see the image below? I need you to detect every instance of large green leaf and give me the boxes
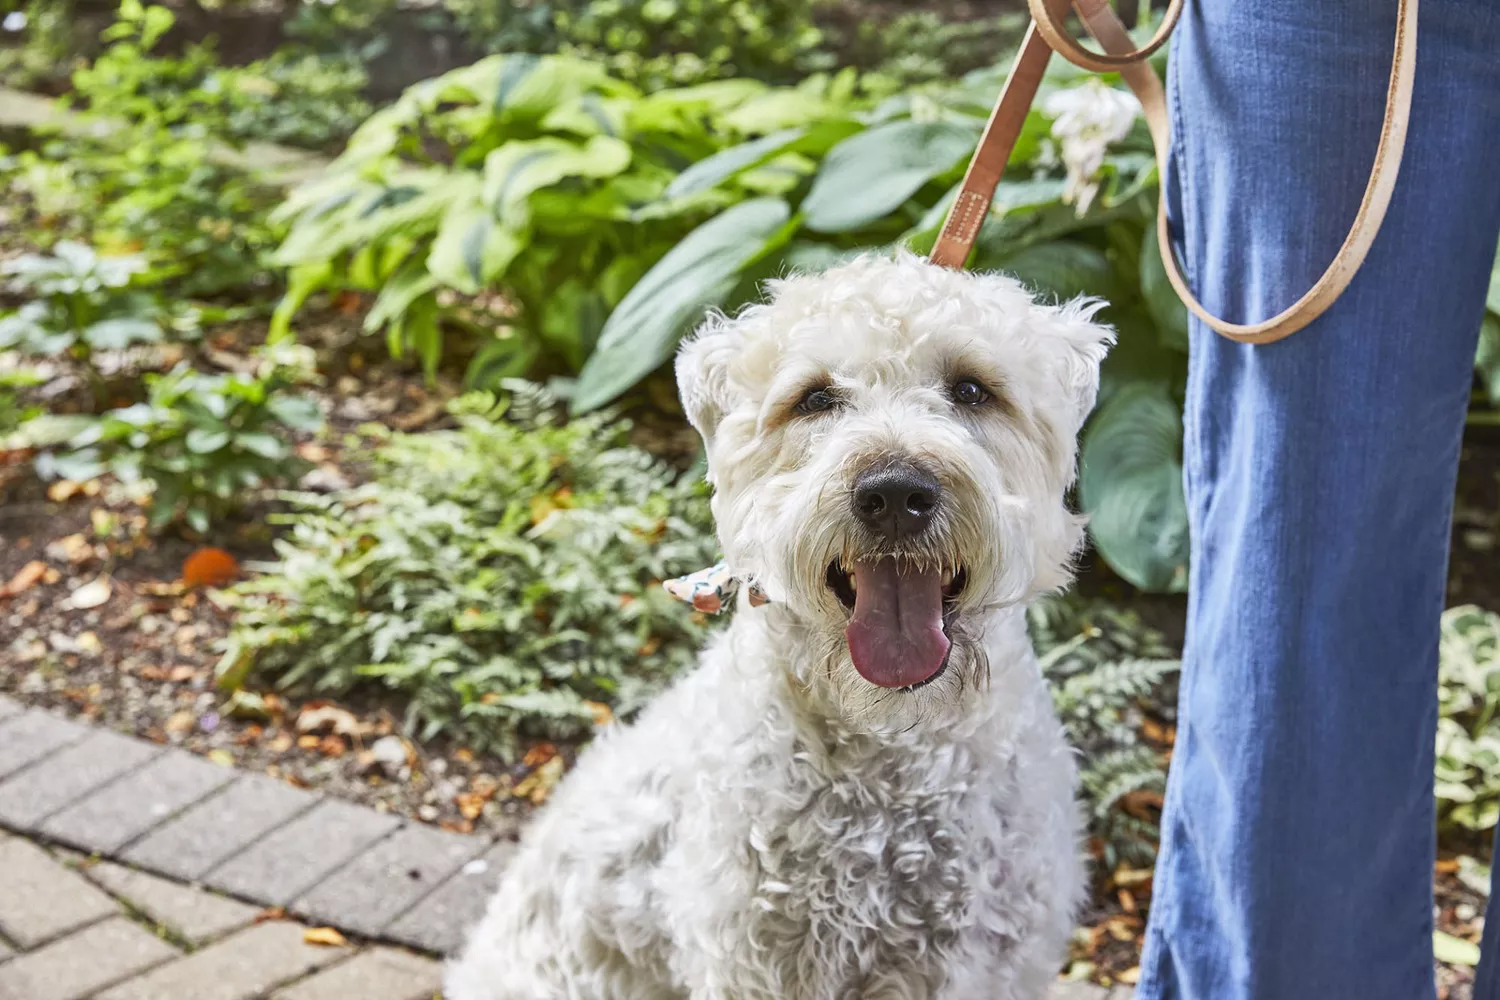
[481,137,632,229]
[666,120,862,200]
[1080,383,1189,593]
[802,121,977,234]
[427,200,527,295]
[667,128,807,200]
[1435,931,1481,967]
[572,197,794,413]
[1141,224,1190,351]
[988,241,1116,302]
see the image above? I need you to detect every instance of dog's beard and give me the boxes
[784,614,990,736]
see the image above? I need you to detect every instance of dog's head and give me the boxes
[676,253,1112,729]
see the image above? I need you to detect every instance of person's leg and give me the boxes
[1137,3,1500,999]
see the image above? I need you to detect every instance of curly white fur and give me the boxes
[446,253,1114,1000]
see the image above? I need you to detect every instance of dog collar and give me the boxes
[663,562,769,614]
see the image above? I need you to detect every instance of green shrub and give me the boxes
[1436,604,1500,834]
[1,2,309,298]
[0,241,168,406]
[40,344,324,531]
[220,50,371,152]
[221,382,720,755]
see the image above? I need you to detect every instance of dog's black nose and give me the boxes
[852,462,942,541]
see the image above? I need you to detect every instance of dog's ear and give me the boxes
[1033,298,1115,433]
[675,316,741,443]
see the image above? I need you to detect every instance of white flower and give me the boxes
[3,12,27,31]
[1041,80,1141,215]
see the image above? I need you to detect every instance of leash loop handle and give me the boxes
[934,0,1419,346]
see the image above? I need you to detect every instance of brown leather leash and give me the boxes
[930,0,1419,345]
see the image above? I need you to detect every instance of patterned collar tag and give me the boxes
[663,561,769,615]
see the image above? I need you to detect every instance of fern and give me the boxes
[224,381,721,757]
[1031,594,1179,869]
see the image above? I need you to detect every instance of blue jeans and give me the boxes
[1137,2,1500,999]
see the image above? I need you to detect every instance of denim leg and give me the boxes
[1136,3,1500,999]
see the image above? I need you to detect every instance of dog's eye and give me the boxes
[951,379,991,406]
[797,387,839,415]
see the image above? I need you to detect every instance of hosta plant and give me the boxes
[221,382,720,756]
[268,52,865,386]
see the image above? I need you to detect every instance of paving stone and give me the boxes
[0,729,159,832]
[0,709,88,783]
[207,798,402,907]
[0,916,178,1000]
[123,773,319,882]
[0,937,11,962]
[274,947,443,1000]
[293,824,489,937]
[85,860,260,946]
[97,919,350,1000]
[42,749,237,853]
[0,836,118,948]
[1049,982,1114,1000]
[0,696,21,721]
[384,839,515,955]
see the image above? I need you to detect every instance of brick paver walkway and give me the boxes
[0,694,1125,1000]
[0,832,442,1000]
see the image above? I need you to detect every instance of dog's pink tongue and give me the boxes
[845,558,950,689]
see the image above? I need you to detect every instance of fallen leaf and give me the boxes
[296,443,330,462]
[46,479,93,502]
[303,926,348,947]
[456,792,487,821]
[90,508,118,537]
[521,743,558,769]
[47,534,95,565]
[583,701,613,727]
[317,735,347,758]
[1104,916,1138,942]
[1141,718,1175,744]
[1121,789,1165,821]
[169,665,197,683]
[0,561,47,599]
[296,702,364,738]
[1112,864,1154,888]
[1118,888,1137,914]
[165,711,195,735]
[65,576,112,610]
[208,749,235,767]
[253,907,288,924]
[74,632,102,655]
[512,754,565,805]
[1435,930,1481,966]
[182,547,240,588]
[297,734,322,750]
[1118,966,1141,985]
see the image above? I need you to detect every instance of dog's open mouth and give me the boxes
[827,559,967,691]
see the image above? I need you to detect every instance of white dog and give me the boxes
[446,253,1112,1000]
